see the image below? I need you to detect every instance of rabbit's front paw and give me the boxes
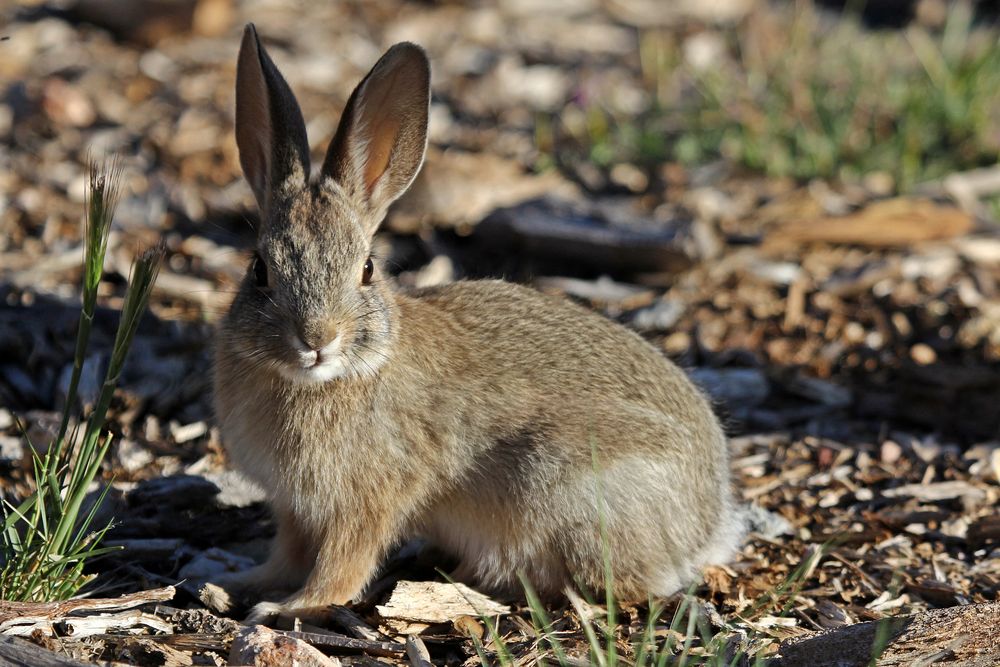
[200,582,238,614]
[245,601,286,626]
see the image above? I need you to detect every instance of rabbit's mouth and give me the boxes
[277,332,349,384]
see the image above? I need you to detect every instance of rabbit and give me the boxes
[203,23,743,624]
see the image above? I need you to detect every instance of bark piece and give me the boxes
[376,581,510,625]
[276,629,403,658]
[767,198,973,248]
[112,636,194,667]
[0,635,91,666]
[0,586,175,636]
[324,606,388,642]
[882,480,987,503]
[4,610,172,638]
[774,602,1000,666]
[388,148,578,233]
[405,635,433,667]
[469,198,697,276]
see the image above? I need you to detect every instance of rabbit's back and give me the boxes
[393,280,740,598]
[398,279,720,450]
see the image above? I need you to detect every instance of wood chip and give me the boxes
[0,586,175,636]
[882,481,987,503]
[405,635,433,667]
[277,629,404,658]
[376,581,510,625]
[767,198,973,248]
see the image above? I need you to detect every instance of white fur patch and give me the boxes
[279,334,349,384]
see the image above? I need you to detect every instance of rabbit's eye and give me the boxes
[252,253,269,288]
[361,257,374,285]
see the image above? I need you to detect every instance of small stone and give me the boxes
[881,440,903,465]
[862,171,895,196]
[683,31,727,71]
[170,421,208,444]
[910,343,937,365]
[41,79,96,128]
[117,439,154,473]
[663,331,691,355]
[609,163,648,192]
[0,435,24,461]
[844,322,866,344]
[749,261,803,286]
[229,625,339,667]
[631,299,683,332]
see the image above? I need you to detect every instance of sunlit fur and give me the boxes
[207,27,743,623]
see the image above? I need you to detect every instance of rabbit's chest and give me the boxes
[222,386,390,495]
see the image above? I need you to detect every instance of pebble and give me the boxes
[170,420,209,444]
[631,299,684,332]
[880,440,904,465]
[0,435,24,461]
[116,439,155,473]
[230,625,340,667]
[910,343,937,365]
[609,163,648,192]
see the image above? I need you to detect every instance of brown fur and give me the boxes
[205,24,742,623]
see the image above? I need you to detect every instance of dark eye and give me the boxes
[252,253,269,288]
[361,257,374,285]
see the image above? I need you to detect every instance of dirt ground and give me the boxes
[1,1,998,665]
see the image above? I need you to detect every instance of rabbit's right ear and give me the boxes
[235,23,311,213]
[320,43,430,229]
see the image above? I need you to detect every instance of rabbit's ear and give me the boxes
[236,23,311,213]
[321,42,430,227]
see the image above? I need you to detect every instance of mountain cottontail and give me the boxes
[205,24,742,623]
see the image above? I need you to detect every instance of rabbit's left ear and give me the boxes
[320,42,430,227]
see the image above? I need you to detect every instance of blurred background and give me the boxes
[3,0,1000,452]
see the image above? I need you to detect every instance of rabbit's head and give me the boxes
[222,24,429,384]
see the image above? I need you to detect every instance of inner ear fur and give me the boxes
[321,42,430,219]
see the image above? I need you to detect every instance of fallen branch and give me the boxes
[278,628,406,658]
[0,586,175,636]
[0,635,91,666]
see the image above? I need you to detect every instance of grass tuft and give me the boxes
[545,2,1000,192]
[0,159,163,602]
[469,540,827,667]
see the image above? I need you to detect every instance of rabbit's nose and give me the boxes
[296,328,342,359]
[299,321,340,352]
